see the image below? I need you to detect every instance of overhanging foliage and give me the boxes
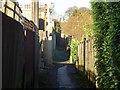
[91,1,120,88]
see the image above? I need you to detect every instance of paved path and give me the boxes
[50,63,80,89]
[49,48,80,89]
[53,47,69,62]
[38,47,81,89]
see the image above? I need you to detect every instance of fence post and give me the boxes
[13,2,16,19]
[83,38,86,72]
[4,1,7,14]
[81,42,83,68]
[76,45,79,68]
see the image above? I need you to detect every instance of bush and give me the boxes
[70,39,79,63]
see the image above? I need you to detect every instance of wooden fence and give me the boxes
[75,36,97,86]
[2,0,22,22]
[2,12,25,88]
[2,0,40,88]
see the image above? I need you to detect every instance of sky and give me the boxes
[17,0,91,15]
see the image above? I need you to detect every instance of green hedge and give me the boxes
[91,2,120,89]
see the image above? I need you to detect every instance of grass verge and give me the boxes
[72,70,96,88]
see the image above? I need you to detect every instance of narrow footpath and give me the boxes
[38,47,80,89]
[49,63,80,89]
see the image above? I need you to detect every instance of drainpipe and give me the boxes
[31,0,39,88]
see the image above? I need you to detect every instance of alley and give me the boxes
[2,0,120,89]
[39,47,80,89]
[1,1,96,88]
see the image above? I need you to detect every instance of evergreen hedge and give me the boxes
[91,1,120,88]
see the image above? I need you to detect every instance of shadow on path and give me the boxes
[49,63,80,89]
[38,47,81,89]
[53,47,69,62]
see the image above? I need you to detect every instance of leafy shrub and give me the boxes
[70,39,79,63]
[91,2,120,89]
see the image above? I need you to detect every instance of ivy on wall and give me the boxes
[91,1,120,88]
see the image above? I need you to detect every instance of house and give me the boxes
[20,3,32,20]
